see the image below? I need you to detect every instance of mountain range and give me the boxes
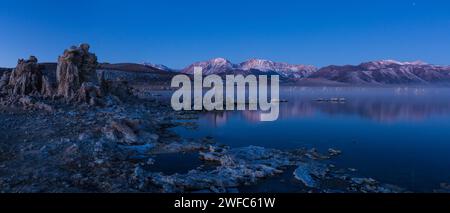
[310,60,450,85]
[180,58,317,79]
[167,58,449,85]
[2,58,450,86]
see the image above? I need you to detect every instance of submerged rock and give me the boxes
[293,164,316,188]
[144,144,406,193]
[200,145,291,167]
[150,163,282,193]
[155,141,208,154]
[348,178,405,193]
[293,162,329,188]
[149,146,291,192]
[304,148,331,160]
[328,148,342,156]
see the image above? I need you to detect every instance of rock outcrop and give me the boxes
[56,44,103,104]
[0,43,135,108]
[1,56,52,96]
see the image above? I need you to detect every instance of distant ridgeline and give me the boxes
[179,58,450,85]
[97,63,175,84]
[2,55,450,86]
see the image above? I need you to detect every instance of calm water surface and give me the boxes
[172,87,450,192]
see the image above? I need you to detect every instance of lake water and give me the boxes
[174,87,450,192]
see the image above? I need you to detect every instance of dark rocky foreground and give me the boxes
[0,44,413,193]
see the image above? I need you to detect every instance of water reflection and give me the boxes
[202,87,450,124]
[173,87,450,192]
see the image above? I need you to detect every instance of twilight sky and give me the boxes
[0,0,449,68]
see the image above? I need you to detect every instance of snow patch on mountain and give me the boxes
[143,62,174,72]
[240,59,317,78]
[311,60,450,84]
[182,58,237,75]
[182,58,316,78]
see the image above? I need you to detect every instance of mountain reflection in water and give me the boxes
[174,87,450,192]
[202,87,450,124]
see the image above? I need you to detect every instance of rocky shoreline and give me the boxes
[0,44,408,193]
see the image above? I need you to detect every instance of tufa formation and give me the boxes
[56,43,103,104]
[0,43,130,107]
[0,56,53,97]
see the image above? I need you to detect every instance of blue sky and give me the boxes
[0,0,449,68]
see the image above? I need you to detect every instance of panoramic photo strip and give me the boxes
[0,0,450,211]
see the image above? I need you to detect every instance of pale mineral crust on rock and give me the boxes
[293,161,329,188]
